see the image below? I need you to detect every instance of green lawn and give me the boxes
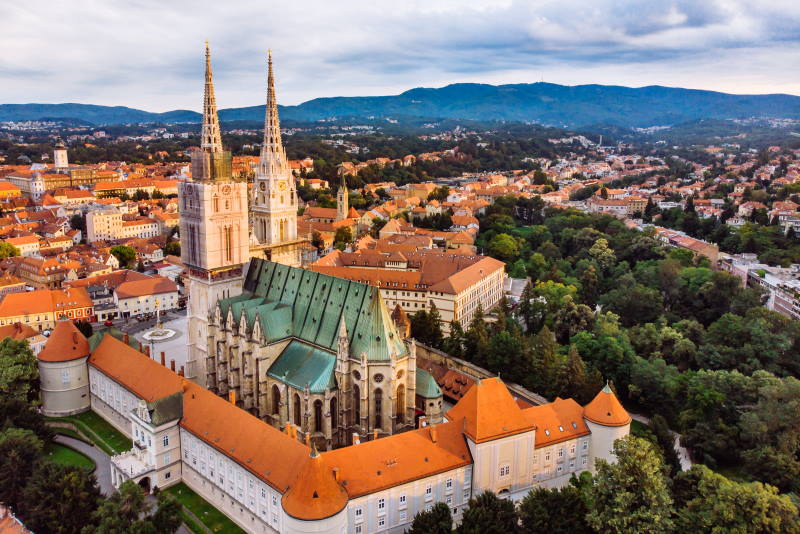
[44,442,95,470]
[47,410,132,455]
[164,483,245,534]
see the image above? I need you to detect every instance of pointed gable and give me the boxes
[445,377,534,443]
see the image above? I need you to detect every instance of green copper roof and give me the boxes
[88,328,141,353]
[416,368,442,399]
[267,340,336,393]
[147,391,183,426]
[228,258,407,362]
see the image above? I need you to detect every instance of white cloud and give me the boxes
[1,0,799,111]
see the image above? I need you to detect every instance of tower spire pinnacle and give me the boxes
[259,49,289,175]
[201,41,223,153]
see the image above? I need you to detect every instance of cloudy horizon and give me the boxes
[3,0,800,112]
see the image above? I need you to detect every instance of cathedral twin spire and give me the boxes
[201,41,223,153]
[258,50,291,179]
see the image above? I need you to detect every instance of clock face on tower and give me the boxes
[221,185,231,195]
[278,181,288,191]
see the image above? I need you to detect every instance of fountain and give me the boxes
[141,300,177,342]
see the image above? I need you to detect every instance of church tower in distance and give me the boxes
[336,173,349,222]
[179,42,249,386]
[251,51,301,266]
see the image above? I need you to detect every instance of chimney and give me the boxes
[373,429,378,441]
[352,432,361,445]
[228,390,235,404]
[170,360,175,371]
[284,425,291,436]
[333,467,340,482]
[179,365,184,377]
[160,352,166,366]
[418,416,427,428]
[292,425,298,439]
[304,432,310,446]
[430,426,438,443]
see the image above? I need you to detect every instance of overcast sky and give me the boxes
[3,0,800,112]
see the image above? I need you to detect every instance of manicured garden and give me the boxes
[47,410,132,455]
[44,442,95,470]
[163,483,246,534]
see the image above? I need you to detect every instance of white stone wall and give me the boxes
[346,465,471,534]
[116,291,179,317]
[180,428,282,534]
[88,366,141,437]
[39,357,90,416]
[585,420,630,469]
[531,436,591,486]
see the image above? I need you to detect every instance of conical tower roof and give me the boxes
[38,318,89,363]
[583,383,631,427]
[282,445,348,520]
[200,41,223,153]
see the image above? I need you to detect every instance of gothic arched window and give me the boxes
[272,385,281,416]
[293,393,301,426]
[374,388,383,429]
[353,385,360,427]
[314,400,323,433]
[330,397,337,430]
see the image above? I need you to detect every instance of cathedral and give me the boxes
[179,45,440,450]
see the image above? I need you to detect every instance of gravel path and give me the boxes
[631,413,693,470]
[54,434,114,495]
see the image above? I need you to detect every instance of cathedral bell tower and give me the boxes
[179,42,249,387]
[251,51,300,266]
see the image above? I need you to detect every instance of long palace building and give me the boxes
[34,44,631,534]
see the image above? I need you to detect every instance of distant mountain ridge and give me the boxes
[3,83,799,128]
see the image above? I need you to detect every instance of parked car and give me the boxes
[104,320,114,327]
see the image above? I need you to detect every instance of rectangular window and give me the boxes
[162,435,169,447]
[61,369,70,384]
[499,465,510,477]
[355,507,363,518]
[163,452,171,464]
[399,494,406,508]
[399,510,407,521]
[445,478,453,490]
[355,526,362,534]
[378,498,385,510]
[425,485,433,501]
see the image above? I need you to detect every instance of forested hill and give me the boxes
[3,83,800,127]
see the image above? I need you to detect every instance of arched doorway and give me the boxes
[293,393,301,426]
[138,477,151,494]
[396,384,405,424]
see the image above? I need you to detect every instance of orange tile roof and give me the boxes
[582,384,631,427]
[323,420,472,499]
[281,448,348,520]
[88,335,183,402]
[522,398,591,447]
[0,289,55,317]
[0,322,39,341]
[115,276,178,299]
[180,382,310,493]
[38,319,89,362]
[445,377,534,443]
